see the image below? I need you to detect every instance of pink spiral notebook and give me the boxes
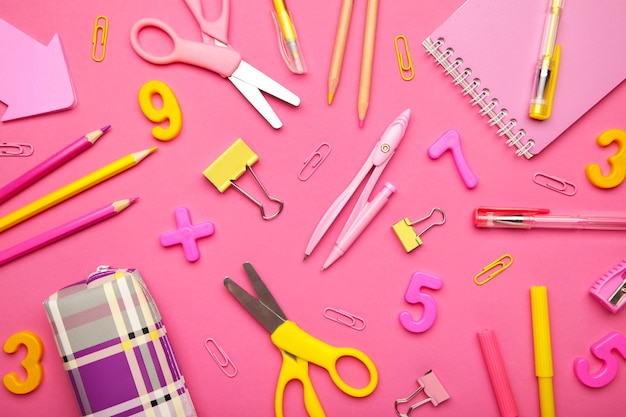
[422,0,626,158]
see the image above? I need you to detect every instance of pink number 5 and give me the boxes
[399,271,443,333]
[573,331,626,388]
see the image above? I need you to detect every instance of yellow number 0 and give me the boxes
[585,129,626,189]
[138,80,182,141]
[3,331,44,395]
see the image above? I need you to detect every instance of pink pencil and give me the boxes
[0,125,110,204]
[0,198,136,267]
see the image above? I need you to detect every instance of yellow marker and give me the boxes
[272,0,307,74]
[529,0,563,120]
[0,147,157,233]
[530,286,556,417]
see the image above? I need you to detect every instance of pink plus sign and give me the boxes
[160,207,215,262]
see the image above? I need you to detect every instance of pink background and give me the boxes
[1,0,625,416]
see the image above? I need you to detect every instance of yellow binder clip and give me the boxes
[392,208,446,252]
[92,15,108,62]
[474,254,513,285]
[203,138,283,220]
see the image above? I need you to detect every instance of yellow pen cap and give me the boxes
[530,285,554,377]
[529,44,561,120]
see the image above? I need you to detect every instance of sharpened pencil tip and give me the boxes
[101,125,111,133]
[129,197,139,204]
[359,119,364,128]
[328,93,334,105]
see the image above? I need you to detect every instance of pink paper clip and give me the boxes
[395,370,450,417]
[323,307,366,330]
[205,337,238,378]
[532,172,577,196]
[0,142,34,157]
[590,258,626,313]
[298,142,331,181]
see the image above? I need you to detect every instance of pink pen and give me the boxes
[474,207,626,230]
[0,126,110,204]
[322,182,395,270]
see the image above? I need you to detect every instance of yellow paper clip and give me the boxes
[474,254,513,285]
[202,138,283,220]
[392,208,446,252]
[394,35,414,81]
[92,15,108,62]
[205,338,237,378]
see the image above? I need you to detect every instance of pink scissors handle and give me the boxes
[130,18,241,77]
[183,0,229,44]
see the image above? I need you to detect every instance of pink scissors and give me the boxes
[130,0,300,129]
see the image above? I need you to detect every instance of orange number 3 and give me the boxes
[3,331,44,395]
[585,129,626,189]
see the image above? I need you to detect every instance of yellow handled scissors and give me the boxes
[224,262,378,417]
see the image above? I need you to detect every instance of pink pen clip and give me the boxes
[590,258,626,313]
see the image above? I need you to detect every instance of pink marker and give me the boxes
[428,129,478,189]
[0,125,110,204]
[478,329,518,417]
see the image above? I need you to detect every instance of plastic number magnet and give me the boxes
[160,207,215,262]
[573,331,626,388]
[428,129,478,189]
[3,330,44,395]
[399,271,443,333]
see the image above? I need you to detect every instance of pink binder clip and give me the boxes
[395,370,450,417]
[590,258,626,313]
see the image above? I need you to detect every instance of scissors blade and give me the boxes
[228,76,283,129]
[232,61,301,107]
[224,277,285,334]
[242,262,288,320]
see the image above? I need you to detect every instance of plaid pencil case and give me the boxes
[43,266,197,417]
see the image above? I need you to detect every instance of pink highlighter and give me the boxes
[477,329,518,417]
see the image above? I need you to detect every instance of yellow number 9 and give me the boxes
[138,80,182,141]
[585,129,626,189]
[3,330,44,395]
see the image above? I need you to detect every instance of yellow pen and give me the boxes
[530,286,556,417]
[529,0,563,120]
[272,0,307,74]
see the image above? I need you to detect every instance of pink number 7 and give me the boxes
[573,331,626,388]
[399,271,442,333]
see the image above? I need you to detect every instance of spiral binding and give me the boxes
[422,37,534,159]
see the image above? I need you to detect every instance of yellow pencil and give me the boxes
[0,147,157,233]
